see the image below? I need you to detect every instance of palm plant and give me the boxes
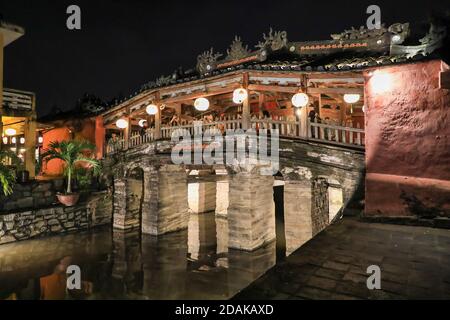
[41,140,101,194]
[0,150,20,196]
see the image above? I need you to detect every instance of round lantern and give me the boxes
[194,97,210,111]
[2,136,8,144]
[138,119,147,127]
[20,137,25,144]
[232,88,248,104]
[5,128,16,136]
[343,94,360,104]
[116,119,128,129]
[291,93,309,108]
[146,104,158,115]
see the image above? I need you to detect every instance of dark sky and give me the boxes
[0,0,448,116]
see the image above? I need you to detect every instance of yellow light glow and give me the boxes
[146,104,158,115]
[194,97,210,111]
[343,94,360,104]
[232,88,248,104]
[116,119,128,129]
[5,128,16,136]
[291,93,309,108]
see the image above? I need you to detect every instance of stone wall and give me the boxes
[0,179,64,212]
[0,191,112,245]
[364,60,450,217]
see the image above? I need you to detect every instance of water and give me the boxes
[0,177,342,300]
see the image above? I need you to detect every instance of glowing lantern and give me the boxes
[343,94,361,104]
[5,128,16,136]
[291,93,309,108]
[2,137,8,144]
[146,104,158,115]
[194,97,210,111]
[38,136,44,144]
[138,119,147,127]
[11,137,17,144]
[20,137,25,144]
[232,88,248,104]
[116,119,128,129]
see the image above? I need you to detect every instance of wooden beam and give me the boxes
[160,84,240,104]
[248,84,298,94]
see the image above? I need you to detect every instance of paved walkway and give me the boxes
[234,218,450,300]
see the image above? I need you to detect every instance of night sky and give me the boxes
[0,0,448,116]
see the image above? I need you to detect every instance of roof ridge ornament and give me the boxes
[256,27,288,51]
[197,47,223,74]
[226,36,250,60]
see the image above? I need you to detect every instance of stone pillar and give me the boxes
[113,177,140,230]
[188,181,217,214]
[215,180,229,216]
[284,179,313,255]
[142,165,188,235]
[311,177,330,236]
[228,172,275,251]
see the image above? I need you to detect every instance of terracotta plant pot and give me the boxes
[57,193,80,207]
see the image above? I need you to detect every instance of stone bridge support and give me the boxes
[142,164,189,235]
[228,169,275,251]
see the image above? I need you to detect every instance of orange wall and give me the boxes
[42,128,71,176]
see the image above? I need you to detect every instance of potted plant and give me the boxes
[41,140,101,206]
[0,150,19,196]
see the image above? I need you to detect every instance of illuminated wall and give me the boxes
[364,60,450,217]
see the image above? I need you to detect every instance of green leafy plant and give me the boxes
[74,166,94,192]
[41,140,101,194]
[0,150,20,196]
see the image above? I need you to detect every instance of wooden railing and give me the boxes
[105,116,364,155]
[2,88,34,111]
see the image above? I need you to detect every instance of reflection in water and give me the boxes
[0,176,342,300]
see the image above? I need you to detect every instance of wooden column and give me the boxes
[0,33,4,150]
[123,114,130,150]
[242,73,250,130]
[24,97,37,178]
[154,92,161,139]
[318,94,323,119]
[258,92,265,117]
[299,105,308,138]
[95,116,106,159]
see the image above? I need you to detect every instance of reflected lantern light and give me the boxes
[291,93,309,108]
[116,119,128,129]
[194,97,210,111]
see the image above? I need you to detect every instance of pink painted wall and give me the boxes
[364,60,450,217]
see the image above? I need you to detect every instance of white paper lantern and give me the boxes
[116,119,128,129]
[291,93,309,108]
[232,88,248,104]
[343,94,360,104]
[138,119,147,127]
[20,137,25,144]
[2,136,8,144]
[146,104,158,115]
[194,97,210,111]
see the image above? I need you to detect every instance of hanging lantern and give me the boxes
[343,94,360,104]
[11,137,17,144]
[2,136,8,144]
[38,136,44,144]
[194,97,210,111]
[20,137,25,144]
[5,128,16,136]
[116,119,128,129]
[291,93,309,108]
[232,88,248,104]
[146,104,158,115]
[138,119,147,127]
